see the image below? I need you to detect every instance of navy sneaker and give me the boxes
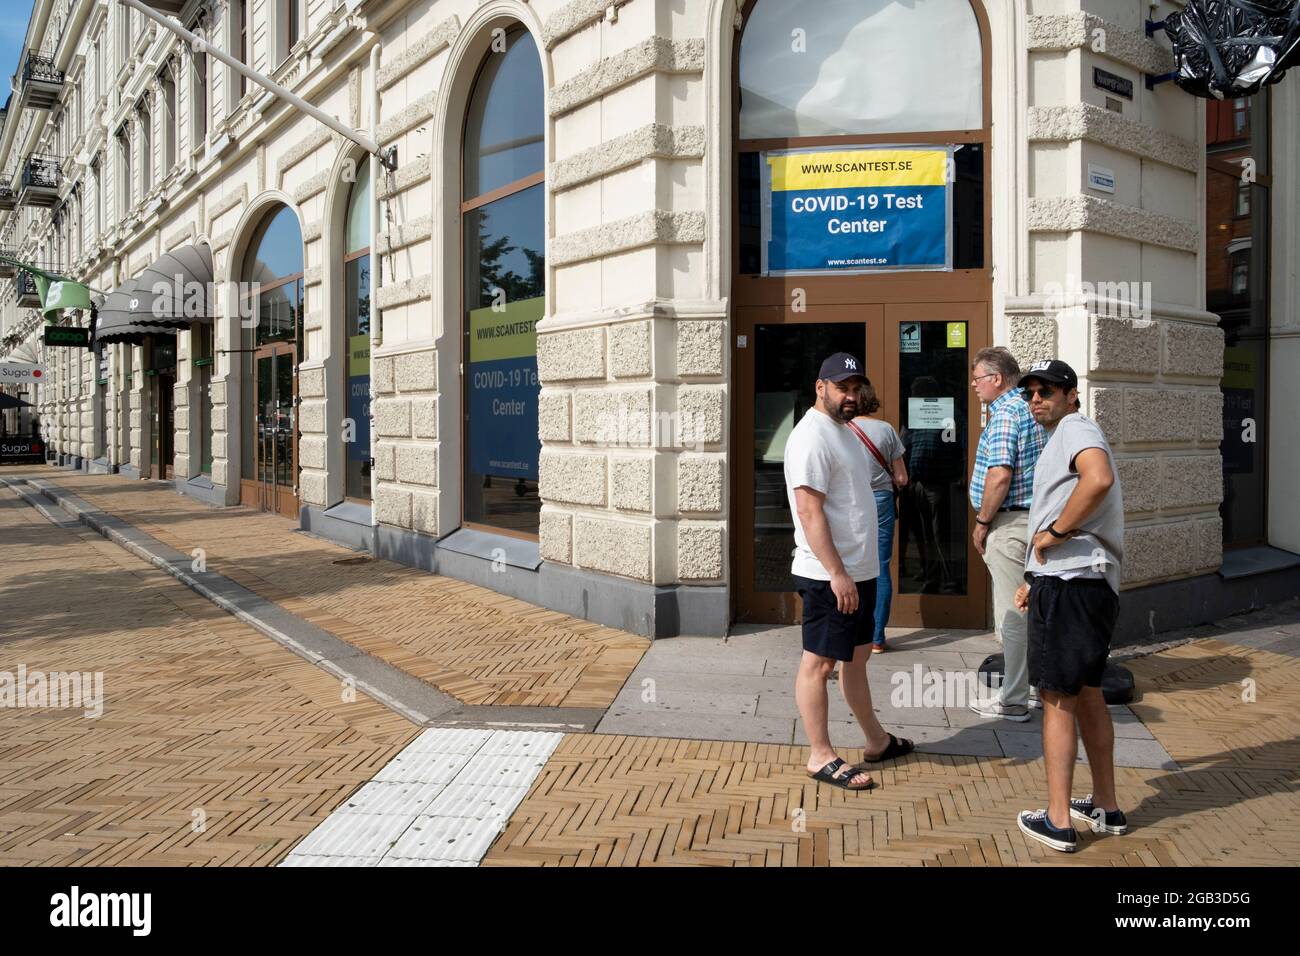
[1017,809,1077,852]
[1069,794,1128,834]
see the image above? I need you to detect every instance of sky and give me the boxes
[1,1,37,102]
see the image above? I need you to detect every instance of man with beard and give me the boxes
[785,353,914,791]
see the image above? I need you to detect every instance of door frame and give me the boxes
[239,341,299,518]
[149,373,174,480]
[728,0,994,629]
[731,304,990,628]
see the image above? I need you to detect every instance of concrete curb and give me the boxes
[2,475,462,727]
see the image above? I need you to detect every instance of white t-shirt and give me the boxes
[783,407,880,582]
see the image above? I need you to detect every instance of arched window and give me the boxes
[461,26,544,536]
[344,163,371,501]
[736,0,987,275]
[240,204,303,491]
[738,0,982,139]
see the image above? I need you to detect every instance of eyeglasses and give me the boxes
[1020,385,1058,401]
[970,372,997,385]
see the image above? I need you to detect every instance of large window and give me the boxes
[137,99,152,194]
[240,206,304,481]
[1207,91,1270,547]
[461,27,545,536]
[189,21,209,149]
[343,163,371,501]
[736,0,987,275]
[116,124,131,214]
[738,0,981,139]
[160,59,177,174]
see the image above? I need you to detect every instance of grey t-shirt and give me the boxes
[852,417,905,493]
[1025,413,1124,592]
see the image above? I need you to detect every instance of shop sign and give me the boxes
[0,362,45,384]
[0,438,44,463]
[467,297,541,481]
[43,326,91,348]
[761,145,952,275]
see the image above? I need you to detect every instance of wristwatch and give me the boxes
[1046,522,1071,539]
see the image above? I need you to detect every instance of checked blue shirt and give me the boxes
[969,388,1046,513]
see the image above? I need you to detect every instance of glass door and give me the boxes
[882,303,988,627]
[733,305,884,623]
[254,343,298,518]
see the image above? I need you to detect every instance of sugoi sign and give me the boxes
[761,145,952,275]
[0,439,44,463]
[0,362,45,384]
[43,326,91,348]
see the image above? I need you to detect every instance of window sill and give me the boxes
[1218,546,1300,580]
[438,527,541,572]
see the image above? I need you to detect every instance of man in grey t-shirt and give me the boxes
[1011,360,1128,853]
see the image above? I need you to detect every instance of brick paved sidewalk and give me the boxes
[6,463,1299,866]
[0,484,418,866]
[8,466,648,710]
[483,611,1300,866]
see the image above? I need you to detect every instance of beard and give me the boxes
[826,395,858,423]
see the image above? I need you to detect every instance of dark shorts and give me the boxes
[1027,575,1120,696]
[794,575,878,662]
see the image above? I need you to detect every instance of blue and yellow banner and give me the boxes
[467,296,542,481]
[762,146,952,274]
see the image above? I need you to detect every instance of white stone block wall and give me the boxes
[535,0,728,588]
[1007,0,1225,588]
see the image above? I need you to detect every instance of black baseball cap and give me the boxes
[1018,359,1078,391]
[818,352,866,382]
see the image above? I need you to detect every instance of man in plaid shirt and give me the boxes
[969,347,1046,721]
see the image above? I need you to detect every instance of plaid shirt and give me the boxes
[969,388,1046,513]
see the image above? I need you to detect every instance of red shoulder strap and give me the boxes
[846,420,891,473]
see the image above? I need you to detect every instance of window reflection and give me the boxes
[463,29,544,199]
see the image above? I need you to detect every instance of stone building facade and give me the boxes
[3,0,1297,639]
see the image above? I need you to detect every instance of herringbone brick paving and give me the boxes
[483,637,1300,866]
[19,468,648,708]
[0,485,419,866]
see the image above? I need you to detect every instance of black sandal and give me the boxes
[807,758,874,791]
[861,733,914,764]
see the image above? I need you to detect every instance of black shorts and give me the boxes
[794,575,878,662]
[1027,575,1120,696]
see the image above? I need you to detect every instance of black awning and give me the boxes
[0,393,34,409]
[93,278,154,345]
[128,244,216,327]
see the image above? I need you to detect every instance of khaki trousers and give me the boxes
[981,510,1030,707]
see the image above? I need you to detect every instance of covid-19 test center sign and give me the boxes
[761,145,952,275]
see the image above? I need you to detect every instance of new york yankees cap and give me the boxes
[818,352,865,382]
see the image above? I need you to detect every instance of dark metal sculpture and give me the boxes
[1163,0,1300,98]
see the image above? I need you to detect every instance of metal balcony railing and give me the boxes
[18,156,61,207]
[17,50,64,112]
[0,248,15,279]
[0,181,14,212]
[16,271,42,308]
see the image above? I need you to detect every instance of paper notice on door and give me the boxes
[908,397,954,430]
[946,322,966,348]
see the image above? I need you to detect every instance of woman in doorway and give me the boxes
[849,381,908,652]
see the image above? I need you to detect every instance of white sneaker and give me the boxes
[969,698,1031,722]
[1028,688,1042,709]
